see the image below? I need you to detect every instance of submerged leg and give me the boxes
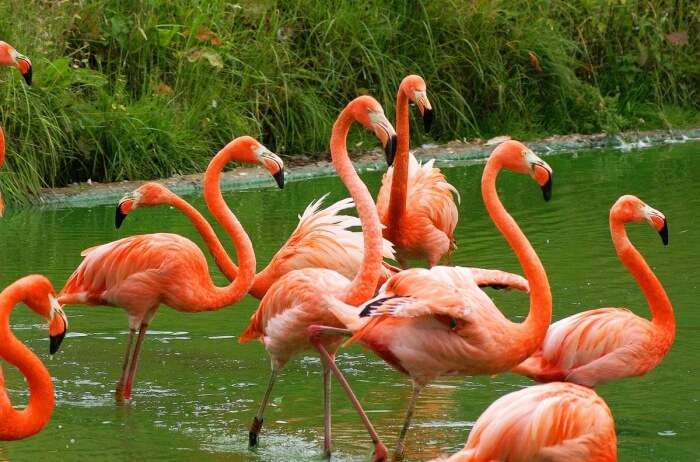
[249,367,279,448]
[323,360,332,459]
[308,325,388,462]
[392,382,423,462]
[115,328,136,402]
[122,322,149,401]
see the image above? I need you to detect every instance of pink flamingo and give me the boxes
[376,75,459,267]
[0,41,32,215]
[0,41,32,85]
[310,140,553,460]
[431,382,617,462]
[0,275,68,440]
[0,127,5,216]
[239,95,396,460]
[513,194,674,387]
[58,136,281,401]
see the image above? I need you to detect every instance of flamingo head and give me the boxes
[0,41,32,86]
[401,75,434,132]
[223,136,285,189]
[17,275,68,354]
[348,95,397,166]
[115,182,175,228]
[611,195,668,245]
[490,140,553,201]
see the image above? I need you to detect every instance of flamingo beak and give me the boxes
[16,55,32,86]
[657,219,668,245]
[415,91,434,132]
[422,107,434,132]
[49,297,68,354]
[540,173,553,202]
[115,195,136,229]
[384,134,397,167]
[369,111,397,166]
[273,170,285,189]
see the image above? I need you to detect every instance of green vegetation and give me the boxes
[1,0,698,203]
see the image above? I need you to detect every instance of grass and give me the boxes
[0,0,698,203]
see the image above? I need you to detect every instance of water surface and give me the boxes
[0,142,698,461]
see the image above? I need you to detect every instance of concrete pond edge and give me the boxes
[35,127,700,210]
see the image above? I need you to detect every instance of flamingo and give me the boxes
[0,41,32,85]
[0,127,5,216]
[513,194,674,387]
[376,75,459,267]
[309,140,554,460]
[0,275,68,440]
[239,95,396,460]
[0,41,32,216]
[431,382,617,462]
[58,136,280,401]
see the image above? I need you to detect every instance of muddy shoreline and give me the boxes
[36,127,700,209]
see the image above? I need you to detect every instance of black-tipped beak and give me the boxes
[50,329,66,354]
[273,170,285,189]
[422,108,434,132]
[541,173,552,202]
[659,220,668,246]
[22,65,32,86]
[385,134,397,167]
[116,202,127,229]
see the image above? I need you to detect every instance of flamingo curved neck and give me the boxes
[199,143,256,307]
[0,289,54,440]
[386,89,410,238]
[481,160,551,350]
[168,195,238,282]
[610,219,675,336]
[332,109,383,305]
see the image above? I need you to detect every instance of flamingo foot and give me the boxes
[372,443,389,462]
[249,416,264,448]
[114,385,131,403]
[321,448,331,460]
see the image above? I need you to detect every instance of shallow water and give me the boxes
[0,142,698,461]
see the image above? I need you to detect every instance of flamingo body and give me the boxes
[241,268,350,367]
[515,308,669,386]
[377,154,459,266]
[434,383,617,462]
[60,233,215,322]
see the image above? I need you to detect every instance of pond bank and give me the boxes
[36,127,700,209]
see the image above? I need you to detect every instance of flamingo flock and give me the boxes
[0,42,679,462]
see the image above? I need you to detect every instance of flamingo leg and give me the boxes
[322,360,332,459]
[308,325,388,462]
[249,367,278,448]
[122,322,149,401]
[392,382,423,462]
[115,328,136,402]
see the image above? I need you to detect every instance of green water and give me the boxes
[1,142,699,461]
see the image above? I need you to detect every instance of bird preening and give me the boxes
[0,40,679,462]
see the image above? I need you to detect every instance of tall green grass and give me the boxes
[0,0,698,203]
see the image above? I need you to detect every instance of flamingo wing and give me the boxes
[59,233,206,307]
[264,195,395,281]
[516,308,657,387]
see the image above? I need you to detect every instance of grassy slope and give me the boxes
[0,0,698,203]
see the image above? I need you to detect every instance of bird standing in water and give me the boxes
[59,137,281,401]
[310,140,554,460]
[513,194,674,387]
[376,75,459,267]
